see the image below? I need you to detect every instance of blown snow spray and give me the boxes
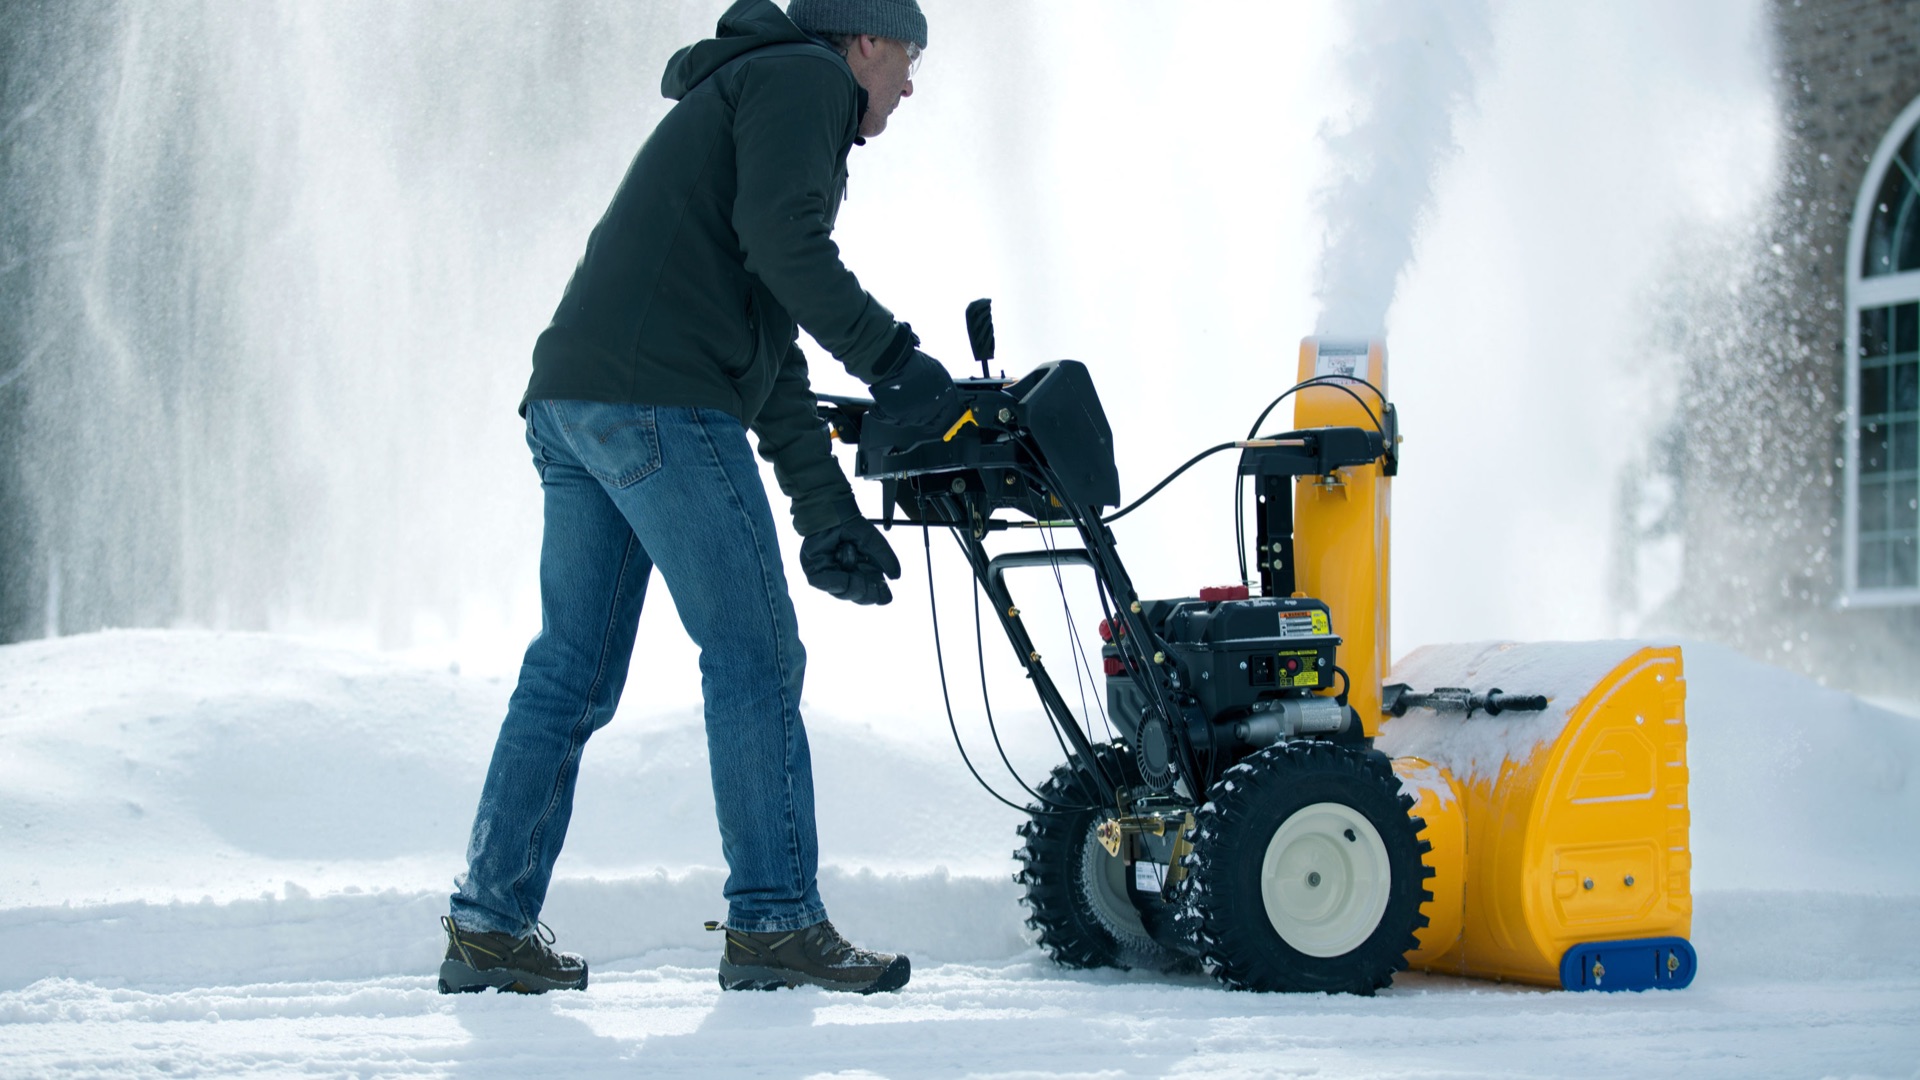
[1313,0,1492,337]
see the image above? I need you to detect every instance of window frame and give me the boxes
[1844,93,1920,607]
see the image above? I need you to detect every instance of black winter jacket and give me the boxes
[524,0,908,535]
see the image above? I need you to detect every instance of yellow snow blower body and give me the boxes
[1291,337,1696,991]
[833,322,1695,994]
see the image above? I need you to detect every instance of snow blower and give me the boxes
[817,307,1697,994]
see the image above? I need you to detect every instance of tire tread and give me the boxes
[1179,741,1429,994]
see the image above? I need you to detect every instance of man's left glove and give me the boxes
[868,325,964,434]
[799,517,901,606]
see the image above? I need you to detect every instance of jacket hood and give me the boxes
[662,0,822,100]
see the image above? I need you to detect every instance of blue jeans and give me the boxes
[450,400,826,936]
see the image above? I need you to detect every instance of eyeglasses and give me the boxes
[902,41,922,78]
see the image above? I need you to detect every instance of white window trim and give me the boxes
[1843,93,1920,608]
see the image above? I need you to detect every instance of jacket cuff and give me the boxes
[866,323,920,385]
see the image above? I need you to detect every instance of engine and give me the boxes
[1103,588,1355,789]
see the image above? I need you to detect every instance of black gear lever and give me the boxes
[965,298,994,378]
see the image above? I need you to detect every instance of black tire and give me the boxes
[1013,744,1190,972]
[1180,741,1431,994]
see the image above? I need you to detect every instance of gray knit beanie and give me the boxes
[788,0,928,49]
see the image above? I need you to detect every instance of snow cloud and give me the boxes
[1313,0,1493,337]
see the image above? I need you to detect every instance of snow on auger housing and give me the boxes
[816,303,1697,994]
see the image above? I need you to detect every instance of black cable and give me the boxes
[967,562,1088,811]
[1246,375,1387,440]
[1069,585,1118,748]
[1041,437,1223,802]
[999,459,1126,803]
[1006,449,1138,795]
[923,523,1081,815]
[1085,495,1220,803]
[1101,441,1241,524]
[1236,374,1389,592]
[949,528,1081,779]
[1235,471,1249,588]
[1040,523,1115,746]
[1022,444,1182,798]
[1082,558,1140,767]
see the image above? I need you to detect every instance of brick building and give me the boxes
[1651,0,1918,695]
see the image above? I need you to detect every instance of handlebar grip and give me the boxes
[1482,689,1549,715]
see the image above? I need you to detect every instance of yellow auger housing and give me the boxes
[1292,338,1696,991]
[1381,642,1694,989]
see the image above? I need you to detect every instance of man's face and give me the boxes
[847,36,917,139]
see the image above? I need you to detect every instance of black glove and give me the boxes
[799,517,901,606]
[868,349,962,432]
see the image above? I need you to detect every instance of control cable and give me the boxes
[1039,523,1119,747]
[924,523,1093,815]
[1237,374,1389,586]
[945,525,1084,790]
[967,551,1087,811]
[1101,441,1241,524]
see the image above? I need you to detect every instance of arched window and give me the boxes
[1847,96,1920,603]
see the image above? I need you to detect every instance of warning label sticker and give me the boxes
[1133,860,1165,893]
[1314,342,1369,378]
[1278,611,1330,637]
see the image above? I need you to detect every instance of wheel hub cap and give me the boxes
[1259,802,1391,957]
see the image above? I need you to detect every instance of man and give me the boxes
[438,0,957,997]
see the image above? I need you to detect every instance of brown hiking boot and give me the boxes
[716,919,911,994]
[438,916,589,994]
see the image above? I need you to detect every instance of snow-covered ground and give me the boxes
[3,630,1918,1078]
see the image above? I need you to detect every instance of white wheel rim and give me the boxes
[1258,801,1392,957]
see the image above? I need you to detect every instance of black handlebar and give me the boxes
[1382,683,1550,718]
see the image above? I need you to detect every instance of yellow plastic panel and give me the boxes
[1380,643,1691,986]
[1292,338,1391,735]
[1392,757,1464,965]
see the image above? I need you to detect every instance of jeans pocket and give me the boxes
[548,400,663,488]
[524,414,550,481]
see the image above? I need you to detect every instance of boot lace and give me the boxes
[443,916,566,967]
[805,921,888,967]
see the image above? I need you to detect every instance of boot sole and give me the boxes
[438,957,589,995]
[717,955,911,995]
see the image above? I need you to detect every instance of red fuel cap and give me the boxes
[1200,584,1249,602]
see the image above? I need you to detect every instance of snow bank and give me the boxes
[0,630,500,907]
[0,630,1033,991]
[0,630,1023,902]
[1681,641,1920,894]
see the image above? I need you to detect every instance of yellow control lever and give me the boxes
[942,409,978,442]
